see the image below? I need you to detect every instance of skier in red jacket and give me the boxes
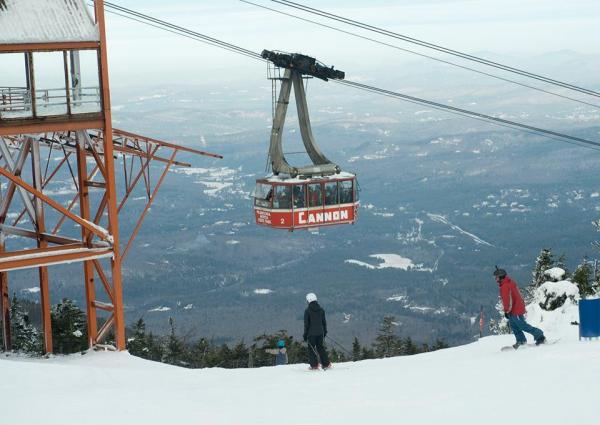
[494,267,546,349]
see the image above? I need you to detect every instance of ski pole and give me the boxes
[326,335,353,357]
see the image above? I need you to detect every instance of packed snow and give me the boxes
[427,213,494,247]
[1,323,597,425]
[253,288,274,295]
[1,278,599,425]
[545,267,567,281]
[345,254,431,272]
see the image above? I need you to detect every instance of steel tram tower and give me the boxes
[0,0,221,353]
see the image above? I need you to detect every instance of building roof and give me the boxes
[0,0,99,44]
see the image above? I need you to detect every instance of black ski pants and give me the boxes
[307,335,330,368]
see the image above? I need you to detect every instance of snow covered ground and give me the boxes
[1,322,599,425]
[2,279,598,425]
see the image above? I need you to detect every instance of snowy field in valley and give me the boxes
[2,314,599,425]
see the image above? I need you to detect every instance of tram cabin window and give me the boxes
[308,183,323,207]
[293,184,306,208]
[253,182,272,208]
[339,180,353,203]
[324,182,338,206]
[274,185,292,209]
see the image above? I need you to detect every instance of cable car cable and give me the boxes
[103,8,263,61]
[100,2,600,151]
[269,0,600,99]
[340,81,600,152]
[239,0,600,110]
[103,1,264,61]
[335,79,600,151]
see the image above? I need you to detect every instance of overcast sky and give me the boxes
[101,0,600,87]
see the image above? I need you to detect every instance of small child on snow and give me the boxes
[265,340,288,366]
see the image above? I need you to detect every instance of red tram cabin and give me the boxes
[253,173,359,231]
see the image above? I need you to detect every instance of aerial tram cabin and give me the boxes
[253,50,359,231]
[254,172,357,230]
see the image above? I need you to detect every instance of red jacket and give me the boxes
[498,276,526,315]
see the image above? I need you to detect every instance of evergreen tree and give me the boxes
[572,258,595,297]
[431,339,449,350]
[9,295,42,354]
[216,344,232,368]
[230,341,249,368]
[593,259,600,295]
[402,336,419,355]
[285,339,306,365]
[489,299,510,335]
[531,248,554,288]
[351,336,361,361]
[187,337,211,368]
[555,254,569,278]
[360,346,375,360]
[145,332,164,362]
[163,317,185,365]
[373,315,401,357]
[127,317,150,357]
[51,298,88,354]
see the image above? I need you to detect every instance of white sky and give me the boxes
[101,0,600,86]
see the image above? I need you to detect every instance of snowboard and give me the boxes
[500,339,559,352]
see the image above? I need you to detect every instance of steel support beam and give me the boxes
[0,246,113,272]
[95,0,126,351]
[0,165,111,242]
[0,137,36,222]
[76,131,98,347]
[0,262,10,351]
[0,118,105,137]
[0,41,99,53]
[31,140,53,353]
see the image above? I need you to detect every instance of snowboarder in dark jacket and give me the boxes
[494,266,546,348]
[303,293,331,369]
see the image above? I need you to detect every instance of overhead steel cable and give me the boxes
[269,0,600,99]
[103,7,264,61]
[337,80,600,151]
[103,1,263,61]
[239,0,600,110]
[100,2,600,151]
[335,79,600,151]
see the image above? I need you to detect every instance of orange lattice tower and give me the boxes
[0,0,221,353]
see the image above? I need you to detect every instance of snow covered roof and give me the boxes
[259,171,356,184]
[0,0,99,44]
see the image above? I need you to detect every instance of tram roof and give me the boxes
[259,171,356,184]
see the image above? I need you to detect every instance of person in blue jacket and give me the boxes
[265,339,288,365]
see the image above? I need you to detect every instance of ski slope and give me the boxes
[2,279,598,425]
[1,326,599,425]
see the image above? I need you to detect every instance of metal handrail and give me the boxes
[0,86,101,118]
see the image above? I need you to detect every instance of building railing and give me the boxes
[0,86,101,120]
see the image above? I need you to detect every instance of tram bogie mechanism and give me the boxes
[253,50,359,231]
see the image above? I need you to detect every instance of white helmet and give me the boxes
[306,293,317,303]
